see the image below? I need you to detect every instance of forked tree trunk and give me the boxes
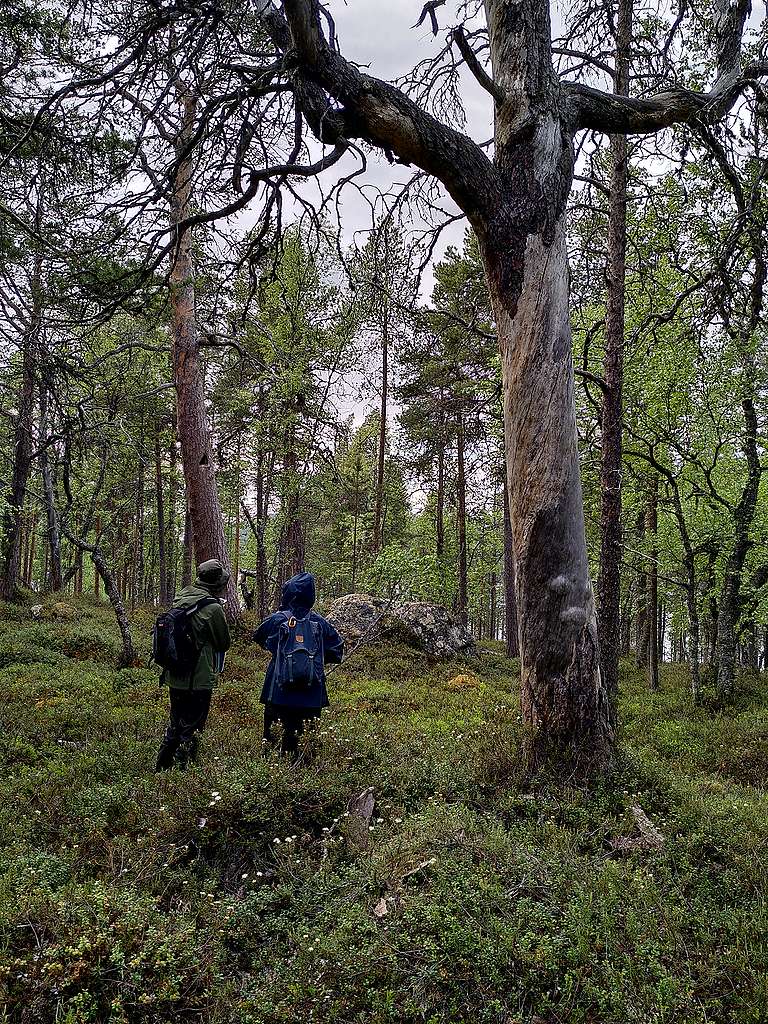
[481,211,612,771]
[169,87,239,619]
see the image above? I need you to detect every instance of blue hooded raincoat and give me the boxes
[253,572,344,708]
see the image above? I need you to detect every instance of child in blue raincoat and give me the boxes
[253,572,344,754]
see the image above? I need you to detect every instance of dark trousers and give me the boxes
[263,702,320,755]
[156,688,212,770]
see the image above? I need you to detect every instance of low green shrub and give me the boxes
[0,601,766,1023]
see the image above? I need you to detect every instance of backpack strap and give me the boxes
[186,596,220,617]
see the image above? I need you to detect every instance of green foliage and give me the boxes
[1,601,766,1023]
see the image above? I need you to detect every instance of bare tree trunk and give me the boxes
[169,86,239,619]
[502,478,519,658]
[489,570,497,641]
[38,374,63,592]
[436,441,445,558]
[482,214,611,770]
[647,473,659,690]
[279,423,305,586]
[132,435,145,610]
[24,512,37,586]
[155,424,169,606]
[166,430,178,600]
[635,506,648,667]
[455,408,468,626]
[181,505,193,589]
[1,255,41,600]
[597,0,632,705]
[255,452,269,620]
[716,393,762,699]
[373,302,388,553]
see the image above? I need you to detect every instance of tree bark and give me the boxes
[181,505,193,589]
[169,86,239,619]
[597,0,632,706]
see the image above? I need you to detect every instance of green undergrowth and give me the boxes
[0,597,766,1023]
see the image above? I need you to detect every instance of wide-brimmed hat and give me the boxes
[196,559,230,590]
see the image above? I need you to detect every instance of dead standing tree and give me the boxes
[261,0,764,771]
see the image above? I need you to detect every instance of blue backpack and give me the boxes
[275,613,320,690]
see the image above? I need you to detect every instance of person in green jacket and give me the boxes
[155,559,232,770]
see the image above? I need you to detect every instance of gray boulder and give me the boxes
[326,593,477,659]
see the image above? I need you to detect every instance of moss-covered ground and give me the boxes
[1,596,766,1023]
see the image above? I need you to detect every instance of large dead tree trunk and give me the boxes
[597,0,632,707]
[276,0,759,773]
[169,87,239,620]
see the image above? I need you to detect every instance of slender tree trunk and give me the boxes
[502,478,519,658]
[133,438,145,610]
[94,516,102,598]
[38,373,63,592]
[155,424,168,606]
[489,571,497,642]
[169,86,239,619]
[0,255,42,600]
[280,422,305,584]
[166,431,178,600]
[373,302,388,553]
[455,408,468,626]
[255,450,269,619]
[181,506,193,589]
[597,0,632,706]
[24,512,37,586]
[635,506,648,666]
[716,392,762,699]
[684,566,701,702]
[436,441,445,558]
[647,474,659,690]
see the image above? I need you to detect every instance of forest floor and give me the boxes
[1,596,766,1024]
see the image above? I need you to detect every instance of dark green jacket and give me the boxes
[162,585,231,691]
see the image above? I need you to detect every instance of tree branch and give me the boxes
[277,0,499,224]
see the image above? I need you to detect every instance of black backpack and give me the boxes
[152,598,218,675]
